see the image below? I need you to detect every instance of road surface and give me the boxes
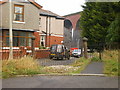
[2,76,118,88]
[2,58,119,88]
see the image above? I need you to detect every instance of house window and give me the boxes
[40,35,45,47]
[3,30,33,47]
[14,5,24,22]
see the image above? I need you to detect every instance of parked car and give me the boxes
[49,44,70,60]
[72,49,81,58]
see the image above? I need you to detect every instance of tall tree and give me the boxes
[80,2,116,47]
[106,2,120,44]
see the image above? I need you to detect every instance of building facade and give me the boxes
[0,0,65,49]
[39,9,64,47]
[0,0,42,48]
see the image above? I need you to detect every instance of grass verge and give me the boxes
[2,57,91,78]
[102,50,119,76]
[2,56,44,78]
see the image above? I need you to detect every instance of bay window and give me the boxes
[3,30,33,47]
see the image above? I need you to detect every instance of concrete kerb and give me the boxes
[16,73,107,77]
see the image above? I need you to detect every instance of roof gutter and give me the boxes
[40,13,56,18]
[1,28,37,32]
[40,14,64,20]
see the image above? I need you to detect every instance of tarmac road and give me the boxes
[2,76,118,88]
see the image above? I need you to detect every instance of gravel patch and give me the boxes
[43,65,80,73]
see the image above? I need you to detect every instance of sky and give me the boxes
[36,0,85,16]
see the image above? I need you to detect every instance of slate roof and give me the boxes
[40,9,64,20]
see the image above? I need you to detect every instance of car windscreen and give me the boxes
[73,49,81,52]
[57,45,63,53]
[51,45,57,52]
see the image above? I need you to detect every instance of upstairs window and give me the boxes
[14,5,24,22]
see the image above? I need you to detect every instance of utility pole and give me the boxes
[45,16,48,47]
[49,17,51,47]
[9,0,13,59]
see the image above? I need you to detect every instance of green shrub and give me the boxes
[91,56,102,62]
[39,46,46,49]
[104,59,118,76]
[103,50,119,76]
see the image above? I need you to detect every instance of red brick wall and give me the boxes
[34,32,40,47]
[1,48,50,60]
[1,32,63,60]
[47,36,64,47]
[34,32,64,48]
[35,49,50,59]
[1,49,22,60]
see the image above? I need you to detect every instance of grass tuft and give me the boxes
[91,56,102,62]
[2,56,43,78]
[103,50,119,76]
[70,57,91,74]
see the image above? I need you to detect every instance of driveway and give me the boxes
[2,76,118,88]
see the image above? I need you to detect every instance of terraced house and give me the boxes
[39,9,64,47]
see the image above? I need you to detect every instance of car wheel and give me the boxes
[49,56,53,59]
[61,57,63,60]
[67,57,70,60]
